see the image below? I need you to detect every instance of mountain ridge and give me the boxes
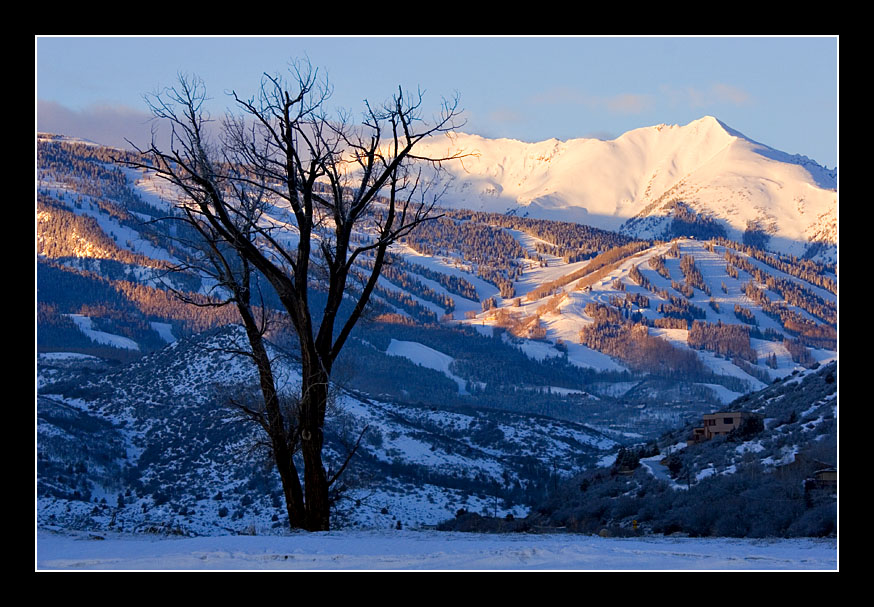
[415,116,836,261]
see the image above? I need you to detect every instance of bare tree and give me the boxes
[126,59,465,531]
[135,165,311,528]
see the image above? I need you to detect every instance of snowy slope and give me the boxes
[414,117,836,260]
[452,237,835,402]
[386,339,470,393]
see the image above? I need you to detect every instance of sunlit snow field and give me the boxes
[36,530,837,571]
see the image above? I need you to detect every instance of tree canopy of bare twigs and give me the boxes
[123,58,466,530]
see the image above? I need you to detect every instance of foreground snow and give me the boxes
[36,529,837,571]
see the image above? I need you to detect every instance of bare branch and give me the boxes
[327,424,370,488]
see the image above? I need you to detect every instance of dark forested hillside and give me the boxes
[517,361,838,538]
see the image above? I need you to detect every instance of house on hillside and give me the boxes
[777,453,837,491]
[776,453,838,502]
[688,411,762,444]
[812,467,837,490]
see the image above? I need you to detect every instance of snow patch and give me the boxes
[67,314,140,351]
[386,339,469,394]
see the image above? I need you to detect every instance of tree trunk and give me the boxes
[299,366,331,531]
[239,310,307,529]
[275,442,307,529]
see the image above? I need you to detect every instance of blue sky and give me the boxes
[36,36,839,169]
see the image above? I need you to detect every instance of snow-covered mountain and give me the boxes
[415,116,837,261]
[36,133,837,414]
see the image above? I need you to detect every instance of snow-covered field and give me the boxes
[36,530,837,571]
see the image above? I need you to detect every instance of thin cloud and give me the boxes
[37,100,156,149]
